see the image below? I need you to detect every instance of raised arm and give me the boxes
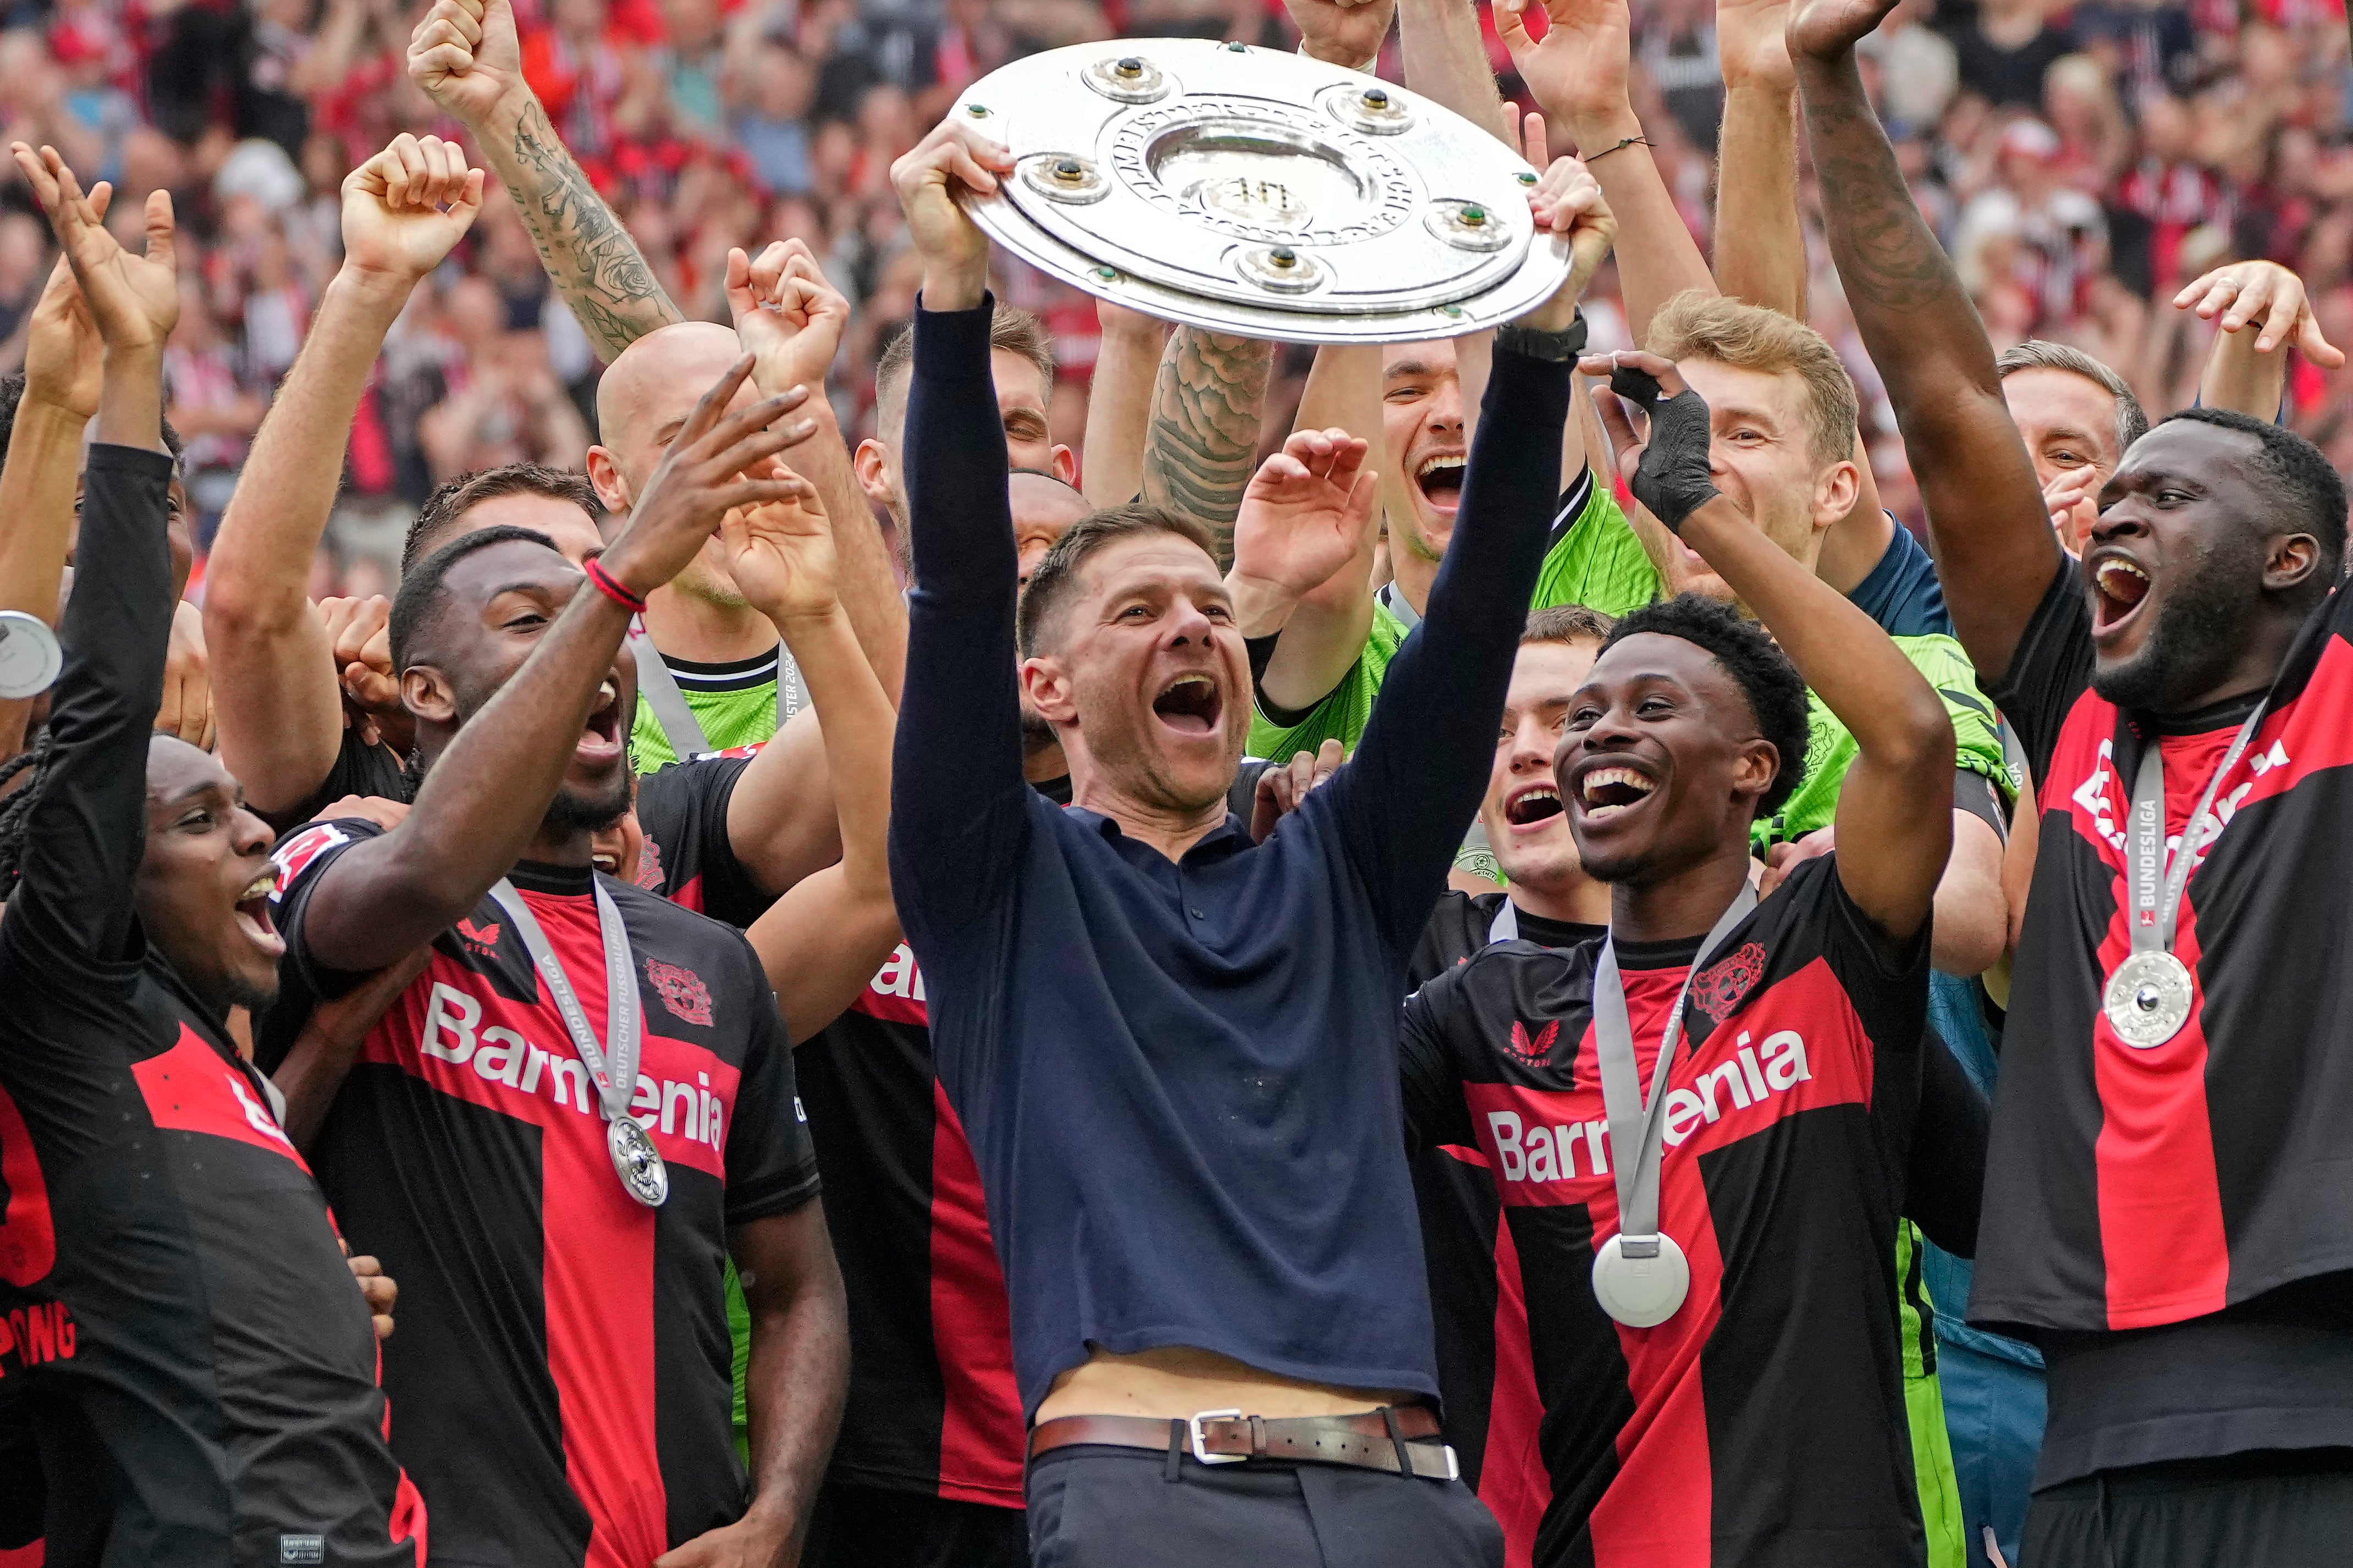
[295,364,815,973]
[1712,0,1804,318]
[1331,162,1611,941]
[1398,0,1505,138]
[0,254,103,763]
[1139,329,1276,571]
[408,0,680,361]
[1080,301,1170,507]
[1790,0,2056,683]
[885,119,1030,910]
[720,470,904,1041]
[1591,350,1951,942]
[1,145,176,963]
[206,135,484,820]
[1499,0,1713,345]
[2176,258,2348,422]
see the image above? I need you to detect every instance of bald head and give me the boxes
[1012,470,1092,583]
[594,321,750,488]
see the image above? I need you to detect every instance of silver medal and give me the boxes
[0,611,63,700]
[1591,1233,1690,1328]
[607,1116,670,1207]
[2102,949,2194,1050]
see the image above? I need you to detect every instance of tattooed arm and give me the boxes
[1139,329,1276,570]
[1790,0,2056,684]
[409,0,681,361]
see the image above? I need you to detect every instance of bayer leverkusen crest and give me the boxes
[647,959,713,1027]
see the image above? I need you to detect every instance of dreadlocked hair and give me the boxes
[0,728,58,897]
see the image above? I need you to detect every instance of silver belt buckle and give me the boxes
[1188,1407,1247,1465]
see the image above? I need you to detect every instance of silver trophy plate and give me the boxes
[955,40,1570,343]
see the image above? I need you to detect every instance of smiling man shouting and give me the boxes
[884,111,1615,1566]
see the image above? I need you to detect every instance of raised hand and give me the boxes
[2042,464,2097,554]
[728,239,850,400]
[1250,739,1347,843]
[20,248,103,421]
[1230,428,1378,600]
[2174,259,2346,366]
[407,0,526,130]
[341,133,487,285]
[1718,0,1796,92]
[1578,349,1724,532]
[10,143,175,352]
[1286,0,1398,67]
[597,357,819,599]
[1495,0,1636,145]
[889,116,1014,311]
[1522,155,1617,329]
[718,459,837,626]
[1786,0,1902,65]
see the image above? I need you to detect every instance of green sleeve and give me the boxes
[1246,601,1408,760]
[1530,475,1666,619]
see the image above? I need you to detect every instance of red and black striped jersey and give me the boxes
[1979,568,2353,1336]
[1398,858,1930,1568]
[796,945,1026,1508]
[256,821,820,1567]
[632,750,774,929]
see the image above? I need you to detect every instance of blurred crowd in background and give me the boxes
[1,0,2346,594]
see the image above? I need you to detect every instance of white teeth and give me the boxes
[598,679,618,704]
[1164,675,1212,695]
[1580,766,1656,804]
[240,871,277,903]
[1416,454,1466,480]
[1519,787,1558,804]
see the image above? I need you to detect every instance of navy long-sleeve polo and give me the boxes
[888,297,1570,1419]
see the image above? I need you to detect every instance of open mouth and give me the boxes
[1413,452,1465,515]
[234,868,285,957]
[1151,673,1224,737]
[1576,764,1658,822]
[1503,781,1564,831]
[578,678,622,758]
[591,849,622,875]
[2090,553,2152,634]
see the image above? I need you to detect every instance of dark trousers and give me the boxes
[2024,1450,2353,1567]
[803,1478,1030,1568]
[1025,1444,1503,1568]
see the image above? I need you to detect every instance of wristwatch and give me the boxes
[1495,312,1589,363]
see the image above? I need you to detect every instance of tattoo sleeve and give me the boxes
[501,99,683,362]
[1139,328,1276,570]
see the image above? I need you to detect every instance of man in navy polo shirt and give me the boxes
[881,113,1618,1566]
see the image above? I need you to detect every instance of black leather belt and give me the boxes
[1027,1405,1458,1480]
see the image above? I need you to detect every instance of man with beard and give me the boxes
[252,360,856,1567]
[886,108,1612,1561]
[1397,345,1954,1567]
[0,142,421,1567]
[1795,0,2353,1560]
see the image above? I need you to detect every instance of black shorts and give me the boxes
[1024,1444,1502,1568]
[803,1478,1028,1568]
[2024,1449,2353,1568]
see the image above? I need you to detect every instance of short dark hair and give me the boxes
[2157,406,2348,584]
[1599,593,1812,816]
[1,371,185,468]
[1523,604,1616,647]
[874,303,1057,442]
[1015,504,1218,657]
[390,523,561,672]
[403,464,602,575]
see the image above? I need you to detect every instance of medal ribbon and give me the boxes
[1590,887,1757,1256]
[2123,704,2267,958]
[488,877,642,1126]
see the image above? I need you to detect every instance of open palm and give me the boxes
[1231,429,1378,599]
[1496,0,1634,136]
[720,461,838,625]
[10,144,174,351]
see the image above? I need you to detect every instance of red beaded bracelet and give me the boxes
[585,558,647,615]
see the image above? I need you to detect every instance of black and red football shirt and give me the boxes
[1398,857,1930,1568]
[1977,563,2353,1478]
[795,945,1026,1508]
[257,822,820,1566]
[1,444,422,1567]
[632,749,774,929]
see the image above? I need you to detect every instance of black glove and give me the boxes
[1609,363,1720,534]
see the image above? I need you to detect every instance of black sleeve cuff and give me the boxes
[912,290,1000,383]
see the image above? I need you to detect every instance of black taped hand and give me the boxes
[1609,363,1720,534]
